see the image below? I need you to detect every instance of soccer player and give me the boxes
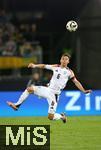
[7,53,91,123]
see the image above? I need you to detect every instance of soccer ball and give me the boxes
[66,20,78,32]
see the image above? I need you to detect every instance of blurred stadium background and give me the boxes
[0,0,101,149]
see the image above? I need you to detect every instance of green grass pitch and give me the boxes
[0,116,101,150]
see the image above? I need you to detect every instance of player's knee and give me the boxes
[27,87,34,93]
[48,114,54,120]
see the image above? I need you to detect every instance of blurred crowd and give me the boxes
[0,9,42,57]
[0,9,51,86]
[27,71,53,87]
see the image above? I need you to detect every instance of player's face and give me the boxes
[60,56,70,67]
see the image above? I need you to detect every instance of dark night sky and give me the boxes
[0,0,89,31]
[0,0,89,16]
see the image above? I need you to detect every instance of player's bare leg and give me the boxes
[48,113,67,123]
[7,86,35,110]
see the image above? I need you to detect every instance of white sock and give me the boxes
[53,113,62,120]
[14,89,29,106]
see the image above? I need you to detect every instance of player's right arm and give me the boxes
[28,63,58,70]
[28,63,45,69]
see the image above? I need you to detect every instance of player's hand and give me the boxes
[28,63,36,68]
[84,89,92,94]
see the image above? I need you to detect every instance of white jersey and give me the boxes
[45,65,74,94]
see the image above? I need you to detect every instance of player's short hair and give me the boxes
[61,53,71,59]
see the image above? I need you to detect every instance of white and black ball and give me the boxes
[66,20,78,32]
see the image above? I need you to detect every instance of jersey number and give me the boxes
[57,74,61,79]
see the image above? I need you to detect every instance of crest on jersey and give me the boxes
[64,71,67,75]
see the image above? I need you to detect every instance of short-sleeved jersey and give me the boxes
[45,65,74,94]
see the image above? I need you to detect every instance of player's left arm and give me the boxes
[70,70,92,94]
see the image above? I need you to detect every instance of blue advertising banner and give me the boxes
[0,90,101,117]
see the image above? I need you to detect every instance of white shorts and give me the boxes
[32,86,59,114]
